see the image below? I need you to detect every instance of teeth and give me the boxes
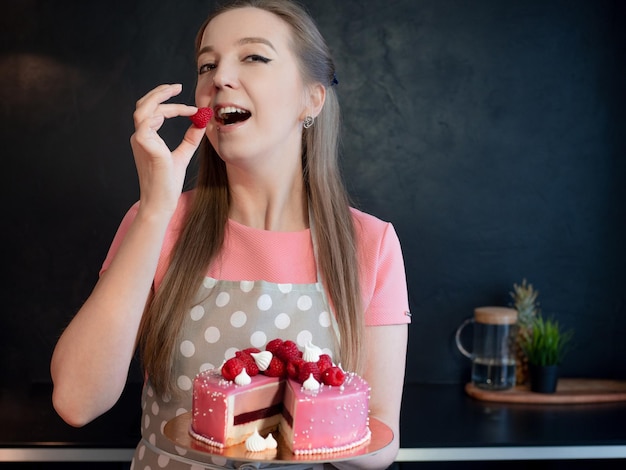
[217,106,248,118]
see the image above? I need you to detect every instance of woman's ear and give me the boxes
[303,82,326,119]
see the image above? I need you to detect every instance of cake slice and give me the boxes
[191,370,284,448]
[281,375,371,455]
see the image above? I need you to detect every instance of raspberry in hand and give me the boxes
[189,107,213,128]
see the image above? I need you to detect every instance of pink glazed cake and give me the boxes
[190,339,371,454]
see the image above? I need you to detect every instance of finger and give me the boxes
[141,115,166,136]
[153,103,198,120]
[134,105,199,133]
[132,104,199,146]
[135,83,182,109]
[130,116,167,154]
[134,84,184,126]
[171,125,206,163]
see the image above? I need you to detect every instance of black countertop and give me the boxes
[1,381,625,462]
[398,382,626,463]
[400,383,626,448]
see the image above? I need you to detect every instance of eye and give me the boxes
[198,62,216,75]
[244,54,271,64]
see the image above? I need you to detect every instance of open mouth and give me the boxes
[216,106,251,126]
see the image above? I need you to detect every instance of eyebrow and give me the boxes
[197,37,277,58]
[237,37,276,51]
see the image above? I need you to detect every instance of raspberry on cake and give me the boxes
[190,339,371,454]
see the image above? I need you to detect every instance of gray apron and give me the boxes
[131,223,340,469]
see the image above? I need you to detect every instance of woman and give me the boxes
[51,1,410,468]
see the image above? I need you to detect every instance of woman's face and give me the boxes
[195,7,309,168]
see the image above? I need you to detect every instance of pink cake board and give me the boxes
[163,412,393,465]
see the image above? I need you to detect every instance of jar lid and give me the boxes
[474,306,518,325]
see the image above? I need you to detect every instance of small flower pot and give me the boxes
[529,364,559,393]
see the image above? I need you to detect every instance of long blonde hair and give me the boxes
[138,0,363,394]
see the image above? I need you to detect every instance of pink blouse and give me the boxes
[101,191,411,326]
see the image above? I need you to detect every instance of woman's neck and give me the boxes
[227,167,308,232]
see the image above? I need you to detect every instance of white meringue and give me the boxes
[302,341,322,362]
[251,350,273,371]
[245,429,267,452]
[303,373,320,391]
[265,432,278,450]
[234,368,251,386]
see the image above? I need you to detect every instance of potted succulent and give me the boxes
[519,314,574,393]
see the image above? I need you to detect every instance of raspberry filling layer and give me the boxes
[233,403,283,426]
[281,406,294,428]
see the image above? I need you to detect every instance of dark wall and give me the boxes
[1,0,624,387]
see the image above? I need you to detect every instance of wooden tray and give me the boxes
[465,379,626,404]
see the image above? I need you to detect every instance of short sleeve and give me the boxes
[351,208,411,326]
[98,193,191,289]
[363,222,411,326]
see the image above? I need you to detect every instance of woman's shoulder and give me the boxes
[100,191,196,277]
[350,206,394,237]
[349,206,402,256]
[349,207,409,324]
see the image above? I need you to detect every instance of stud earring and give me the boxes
[303,115,314,129]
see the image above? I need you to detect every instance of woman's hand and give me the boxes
[130,83,207,216]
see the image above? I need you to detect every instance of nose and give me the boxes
[212,60,237,90]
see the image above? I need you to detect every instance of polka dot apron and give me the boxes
[131,221,340,470]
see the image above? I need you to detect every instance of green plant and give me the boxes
[520,315,574,366]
